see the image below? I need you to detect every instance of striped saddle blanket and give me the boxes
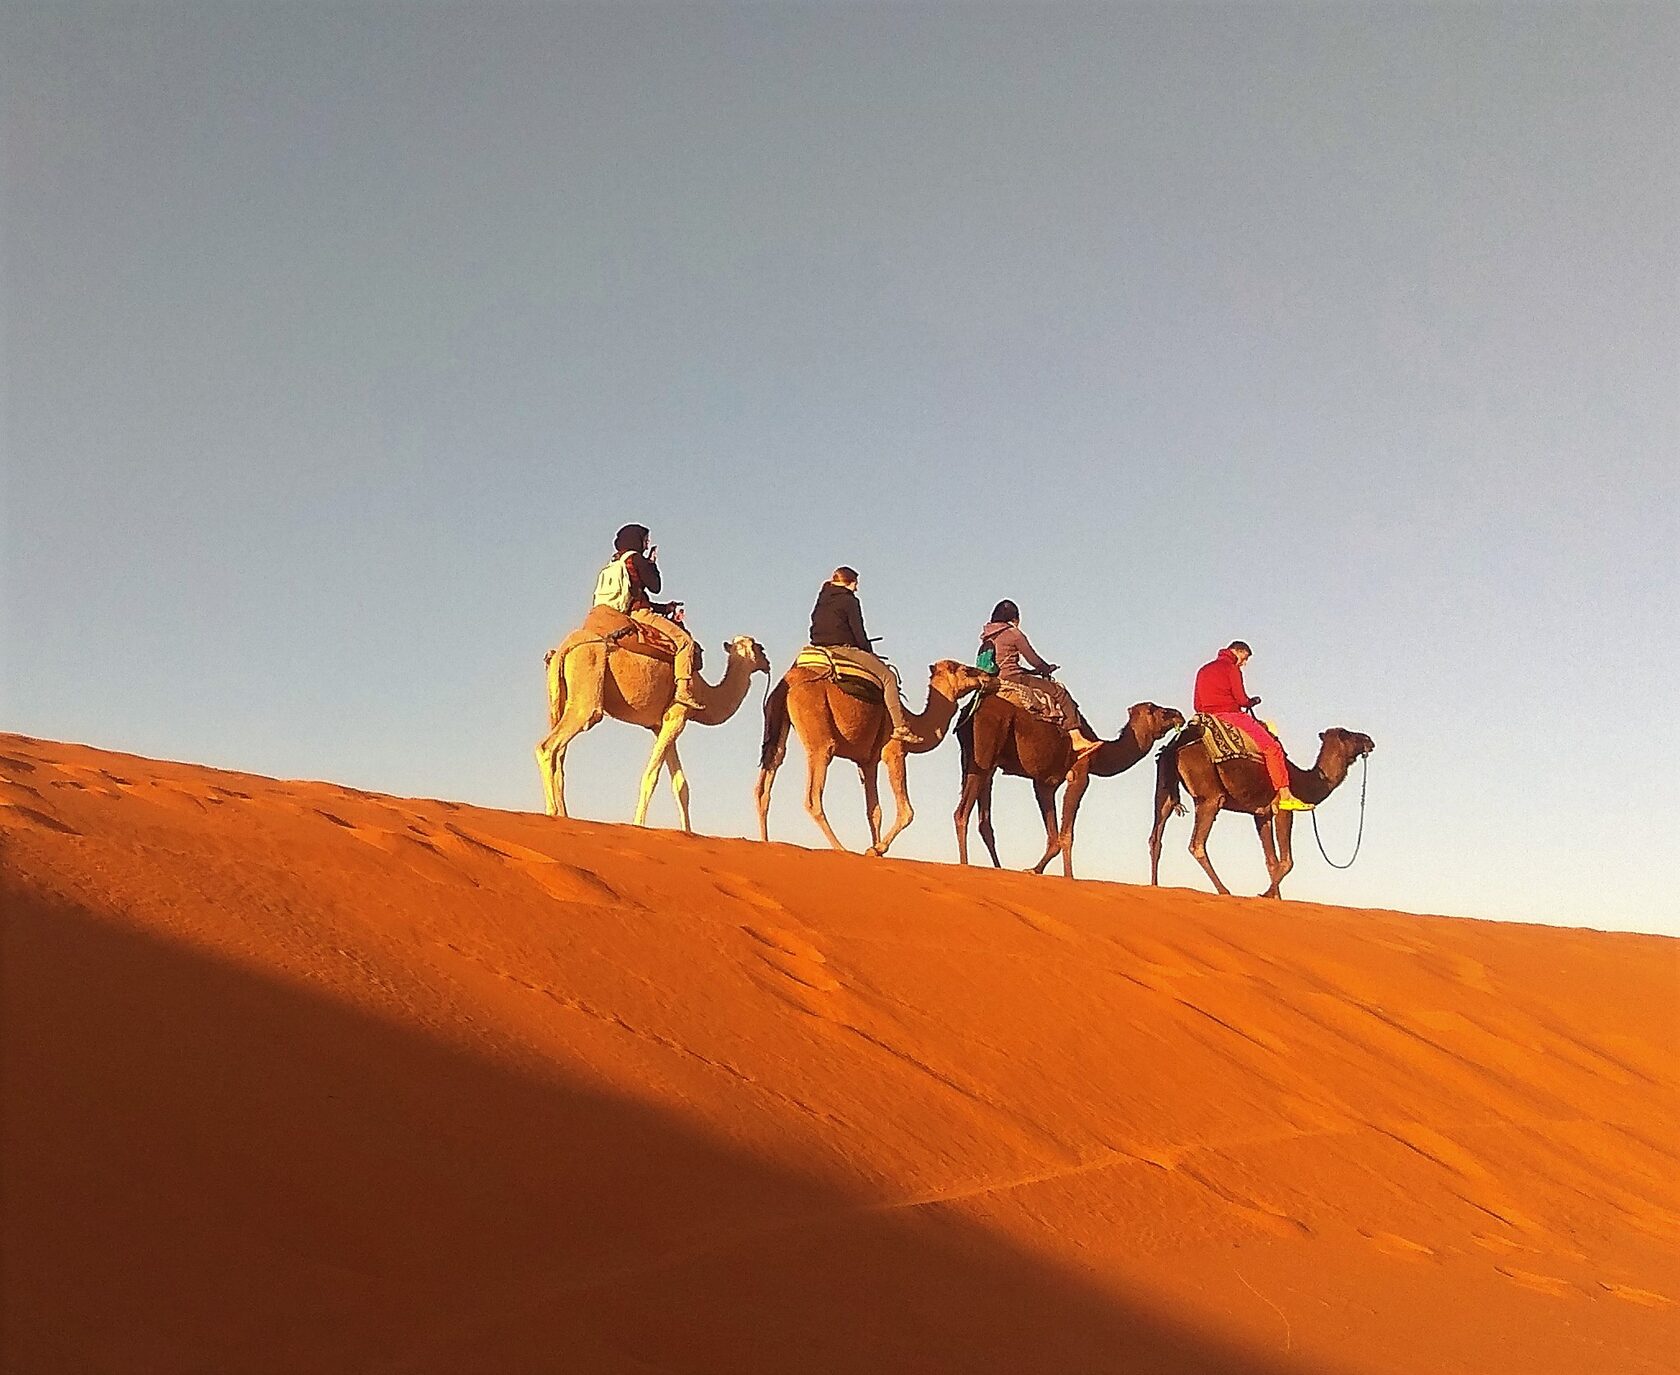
[1192,712,1263,765]
[794,646,891,704]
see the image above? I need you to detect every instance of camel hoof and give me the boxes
[865,846,884,858]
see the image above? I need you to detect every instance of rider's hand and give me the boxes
[1042,663,1059,676]
[1248,696,1262,707]
[648,545,658,562]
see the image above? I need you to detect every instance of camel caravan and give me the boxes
[537,524,1374,899]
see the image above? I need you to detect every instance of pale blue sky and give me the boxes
[3,2,1675,933]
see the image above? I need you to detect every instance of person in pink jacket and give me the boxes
[979,601,1098,752]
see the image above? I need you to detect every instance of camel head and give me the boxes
[930,659,997,699]
[1126,702,1186,743]
[1318,728,1375,766]
[724,636,773,676]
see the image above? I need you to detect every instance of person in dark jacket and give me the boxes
[978,601,1097,750]
[1192,641,1306,810]
[594,523,701,708]
[809,567,916,742]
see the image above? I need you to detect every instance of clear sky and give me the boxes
[3,2,1675,934]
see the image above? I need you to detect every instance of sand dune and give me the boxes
[2,733,1675,1373]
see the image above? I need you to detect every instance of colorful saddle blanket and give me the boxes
[1192,712,1263,765]
[547,612,695,671]
[794,646,889,704]
[613,620,681,660]
[997,678,1073,729]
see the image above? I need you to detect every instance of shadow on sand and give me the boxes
[2,881,1336,1373]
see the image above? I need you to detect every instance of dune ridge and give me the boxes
[2,732,1676,1374]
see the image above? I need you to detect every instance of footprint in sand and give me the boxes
[342,827,475,887]
[709,872,788,913]
[0,802,81,835]
[439,823,627,906]
[1009,904,1079,941]
[1179,1165,1314,1239]
[1598,1282,1675,1308]
[1361,1230,1437,1260]
[1494,1266,1586,1298]
[742,925,844,1006]
[0,754,39,775]
[1471,1232,1527,1254]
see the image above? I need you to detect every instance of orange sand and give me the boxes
[2,733,1676,1373]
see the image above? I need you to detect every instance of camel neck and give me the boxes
[686,654,755,726]
[904,682,960,753]
[1295,744,1352,805]
[1085,717,1150,778]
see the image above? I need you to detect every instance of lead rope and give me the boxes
[1311,754,1368,869]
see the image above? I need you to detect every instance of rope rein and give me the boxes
[1311,754,1368,869]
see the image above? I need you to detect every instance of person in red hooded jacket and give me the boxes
[1193,641,1310,811]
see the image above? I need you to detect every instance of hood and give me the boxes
[816,582,855,607]
[980,621,1013,642]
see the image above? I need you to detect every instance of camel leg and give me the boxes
[860,763,886,856]
[1187,798,1230,895]
[874,743,915,857]
[954,769,984,865]
[1254,812,1285,897]
[977,772,1002,868]
[753,764,778,842]
[1149,774,1187,885]
[635,708,688,827]
[803,744,847,852]
[534,705,600,818]
[1030,779,1063,874]
[1263,811,1296,898]
[753,715,790,843]
[1278,810,1297,891]
[666,740,692,835]
[1056,766,1092,879]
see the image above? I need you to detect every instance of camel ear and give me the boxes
[1319,730,1328,740]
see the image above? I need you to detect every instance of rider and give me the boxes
[596,523,702,709]
[809,566,917,744]
[979,601,1098,752]
[1192,640,1309,811]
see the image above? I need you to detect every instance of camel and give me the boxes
[955,698,1185,878]
[1149,725,1374,898]
[755,659,995,857]
[535,629,770,829]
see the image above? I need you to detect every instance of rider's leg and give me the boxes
[827,647,916,742]
[1225,713,1305,809]
[632,610,702,707]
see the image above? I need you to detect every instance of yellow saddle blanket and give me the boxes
[794,646,889,703]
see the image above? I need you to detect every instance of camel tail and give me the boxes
[545,647,567,730]
[760,678,791,770]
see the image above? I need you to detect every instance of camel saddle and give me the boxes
[793,646,888,705]
[1189,712,1263,765]
[996,678,1073,730]
[547,609,701,671]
